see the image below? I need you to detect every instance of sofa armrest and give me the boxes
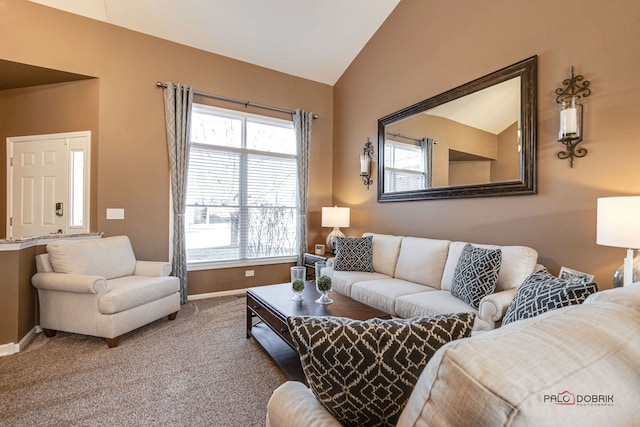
[31,272,108,294]
[266,382,341,427]
[478,287,518,323]
[134,260,172,277]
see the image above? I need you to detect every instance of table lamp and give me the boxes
[596,196,640,286]
[322,206,350,253]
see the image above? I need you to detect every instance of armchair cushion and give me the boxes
[46,236,137,279]
[287,313,475,427]
[99,275,180,314]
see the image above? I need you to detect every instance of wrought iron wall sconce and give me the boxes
[360,138,375,189]
[555,66,591,167]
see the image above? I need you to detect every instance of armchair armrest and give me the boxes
[31,272,108,294]
[267,382,341,427]
[134,260,172,277]
[478,287,518,323]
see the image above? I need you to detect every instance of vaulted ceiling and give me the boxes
[29,0,402,85]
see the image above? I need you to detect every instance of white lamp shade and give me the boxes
[596,196,640,249]
[322,207,350,228]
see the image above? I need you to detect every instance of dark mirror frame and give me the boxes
[377,56,537,202]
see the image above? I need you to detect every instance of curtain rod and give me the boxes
[156,82,318,119]
[386,132,435,144]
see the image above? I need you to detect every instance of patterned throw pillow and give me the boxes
[503,268,598,325]
[334,236,374,272]
[450,243,502,309]
[287,313,475,427]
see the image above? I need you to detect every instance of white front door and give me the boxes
[7,131,91,239]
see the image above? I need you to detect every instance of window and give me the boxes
[69,150,85,227]
[384,140,427,192]
[186,105,298,266]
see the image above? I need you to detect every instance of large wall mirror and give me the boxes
[377,56,537,202]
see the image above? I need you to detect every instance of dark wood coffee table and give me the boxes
[247,281,390,382]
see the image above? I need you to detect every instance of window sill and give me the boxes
[187,256,297,271]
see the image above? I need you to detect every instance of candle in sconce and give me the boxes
[559,96,581,139]
[360,153,370,176]
[560,107,578,135]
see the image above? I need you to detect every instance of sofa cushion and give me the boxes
[394,237,451,288]
[502,269,598,325]
[351,278,435,315]
[363,233,404,276]
[99,275,180,314]
[441,241,537,292]
[398,294,640,427]
[287,313,475,427]
[334,236,374,272]
[395,290,471,318]
[450,244,502,309]
[46,236,137,280]
[329,270,391,297]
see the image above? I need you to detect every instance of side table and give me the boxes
[303,252,330,280]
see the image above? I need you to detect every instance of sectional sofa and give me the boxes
[267,283,640,426]
[323,233,540,331]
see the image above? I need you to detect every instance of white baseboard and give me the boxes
[0,326,39,356]
[0,342,18,357]
[188,288,246,300]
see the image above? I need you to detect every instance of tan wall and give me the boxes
[449,160,491,187]
[189,263,296,297]
[491,122,520,182]
[0,79,100,238]
[334,0,640,289]
[0,245,39,345]
[0,1,333,295]
[0,250,19,344]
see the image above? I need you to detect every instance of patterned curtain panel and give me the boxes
[422,137,435,189]
[163,82,194,304]
[292,109,313,266]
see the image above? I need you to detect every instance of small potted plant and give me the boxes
[315,275,333,304]
[290,266,306,301]
[292,278,305,301]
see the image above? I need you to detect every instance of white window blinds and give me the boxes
[187,105,298,264]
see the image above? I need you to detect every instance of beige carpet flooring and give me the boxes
[0,296,287,426]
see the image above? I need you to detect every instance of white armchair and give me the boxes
[31,236,181,348]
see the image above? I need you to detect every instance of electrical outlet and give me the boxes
[245,270,255,277]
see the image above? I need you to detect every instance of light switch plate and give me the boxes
[106,208,125,220]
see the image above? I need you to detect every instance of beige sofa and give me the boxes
[267,283,640,426]
[31,236,181,347]
[324,233,540,331]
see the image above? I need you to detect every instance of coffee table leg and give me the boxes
[246,299,253,338]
